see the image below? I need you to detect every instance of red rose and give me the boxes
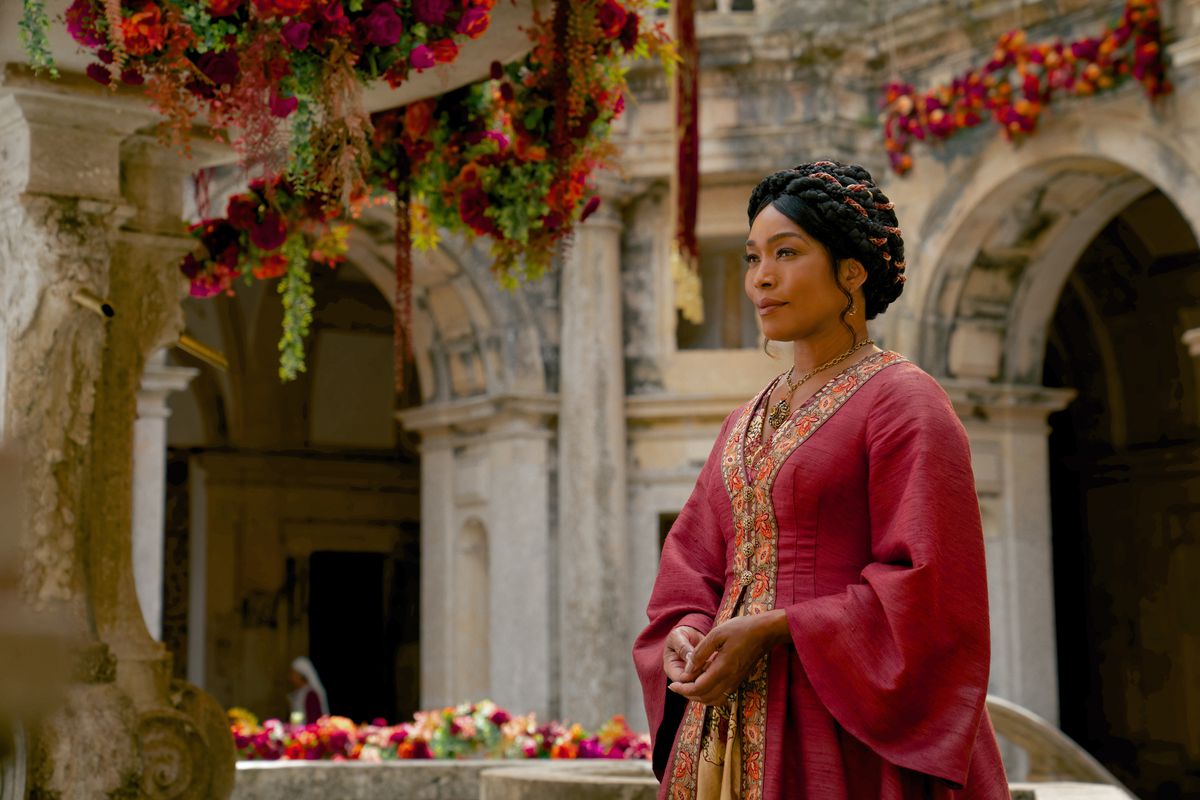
[362,4,404,48]
[596,0,627,39]
[414,0,451,25]
[208,0,244,17]
[195,50,239,87]
[85,62,111,85]
[270,92,299,118]
[456,7,489,39]
[120,5,167,56]
[458,186,498,236]
[618,11,639,52]
[250,212,288,251]
[281,20,312,50]
[429,38,459,63]
[579,196,601,223]
[226,195,258,230]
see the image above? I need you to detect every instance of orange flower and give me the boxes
[404,100,436,140]
[120,5,167,56]
[252,253,288,279]
[457,162,482,186]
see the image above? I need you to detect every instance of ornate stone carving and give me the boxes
[138,710,209,800]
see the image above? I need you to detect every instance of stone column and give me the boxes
[0,77,233,799]
[133,351,198,640]
[944,380,1075,725]
[557,187,630,727]
[398,395,557,718]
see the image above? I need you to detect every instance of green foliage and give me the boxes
[175,5,241,54]
[20,0,58,77]
[277,244,316,382]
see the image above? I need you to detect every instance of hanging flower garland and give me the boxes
[881,0,1170,175]
[51,0,497,202]
[181,0,674,382]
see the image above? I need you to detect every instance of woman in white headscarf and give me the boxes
[288,656,329,724]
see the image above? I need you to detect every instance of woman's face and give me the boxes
[744,204,856,343]
[289,669,306,690]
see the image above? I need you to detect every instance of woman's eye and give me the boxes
[743,253,759,265]
[776,248,796,258]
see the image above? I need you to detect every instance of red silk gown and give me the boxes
[633,352,1010,800]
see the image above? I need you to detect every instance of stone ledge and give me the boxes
[234,761,1132,800]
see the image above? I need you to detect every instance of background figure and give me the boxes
[289,657,329,724]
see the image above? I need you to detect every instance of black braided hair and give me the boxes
[746,161,907,321]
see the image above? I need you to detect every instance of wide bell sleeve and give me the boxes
[633,411,736,780]
[784,368,991,788]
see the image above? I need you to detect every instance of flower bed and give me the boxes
[229,701,650,761]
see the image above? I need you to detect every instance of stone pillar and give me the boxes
[944,380,1075,725]
[0,77,233,799]
[557,188,629,727]
[399,395,557,718]
[133,351,198,640]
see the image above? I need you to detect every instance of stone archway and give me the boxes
[891,106,1200,793]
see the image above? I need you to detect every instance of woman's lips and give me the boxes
[757,301,786,316]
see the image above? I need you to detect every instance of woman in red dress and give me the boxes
[633,162,1010,799]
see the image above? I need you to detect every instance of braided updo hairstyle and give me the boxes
[747,161,907,321]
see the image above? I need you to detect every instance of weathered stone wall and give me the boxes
[0,72,234,798]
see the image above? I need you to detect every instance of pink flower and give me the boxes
[362,4,404,47]
[414,0,451,25]
[409,45,436,70]
[65,0,104,48]
[281,20,312,51]
[250,212,288,251]
[457,7,490,39]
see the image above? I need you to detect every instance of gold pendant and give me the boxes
[767,398,790,429]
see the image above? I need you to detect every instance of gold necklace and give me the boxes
[766,338,876,429]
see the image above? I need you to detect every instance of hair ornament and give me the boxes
[868,236,888,247]
[845,198,869,217]
[874,201,895,210]
[884,225,902,235]
[845,184,868,192]
[811,172,842,187]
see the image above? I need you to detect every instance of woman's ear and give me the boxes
[839,258,868,293]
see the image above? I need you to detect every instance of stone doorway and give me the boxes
[308,549,420,723]
[1043,189,1200,798]
[164,262,423,723]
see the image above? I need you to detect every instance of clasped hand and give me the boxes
[662,610,789,707]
